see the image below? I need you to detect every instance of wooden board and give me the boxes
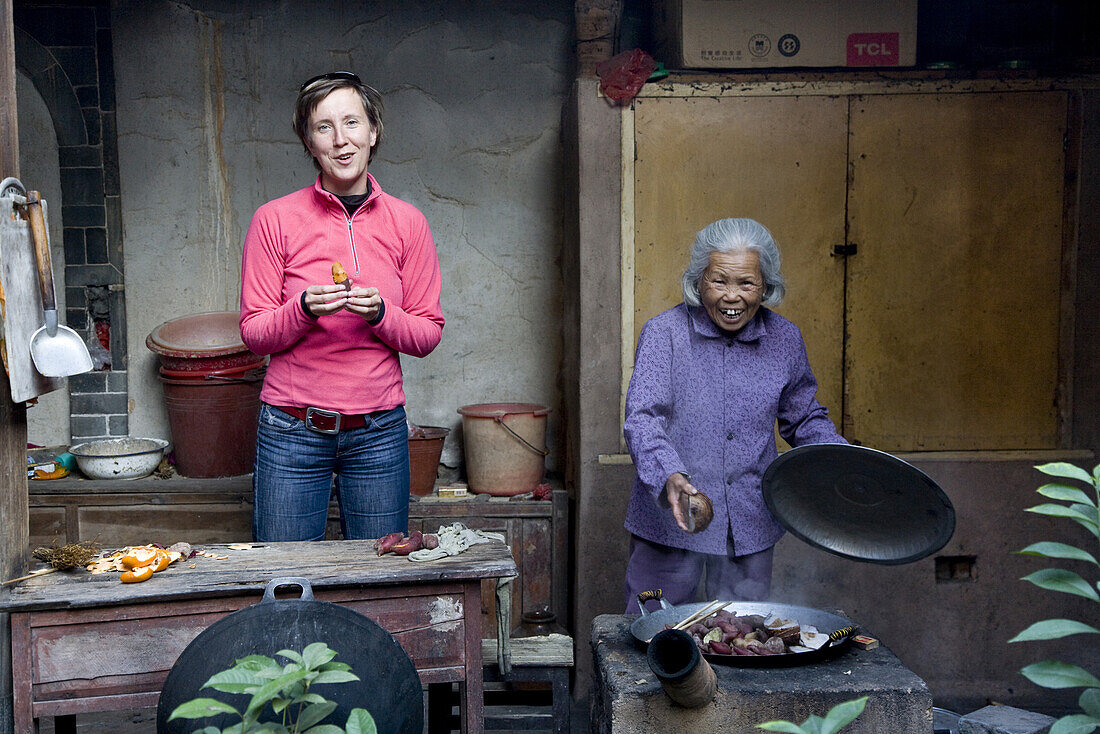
[631,95,848,435]
[0,539,516,612]
[0,195,64,402]
[846,92,1067,450]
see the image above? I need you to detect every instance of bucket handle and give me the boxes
[493,415,549,457]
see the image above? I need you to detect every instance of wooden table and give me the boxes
[0,539,516,734]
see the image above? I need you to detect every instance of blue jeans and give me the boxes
[252,403,410,541]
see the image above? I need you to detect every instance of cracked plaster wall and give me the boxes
[113,0,572,469]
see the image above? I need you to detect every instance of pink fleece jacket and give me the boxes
[239,175,444,414]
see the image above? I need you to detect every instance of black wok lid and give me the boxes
[762,444,955,564]
[157,577,422,734]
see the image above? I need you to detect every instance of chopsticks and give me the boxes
[644,599,729,643]
[673,600,727,631]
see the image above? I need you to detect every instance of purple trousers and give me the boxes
[623,534,774,614]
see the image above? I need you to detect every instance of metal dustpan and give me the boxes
[24,190,93,377]
[762,443,955,565]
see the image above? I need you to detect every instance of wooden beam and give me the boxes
[1,1,28,731]
[0,0,16,179]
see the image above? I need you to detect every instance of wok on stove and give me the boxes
[631,596,855,668]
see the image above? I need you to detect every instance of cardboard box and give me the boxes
[655,0,917,70]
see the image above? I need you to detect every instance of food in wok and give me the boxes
[681,607,840,657]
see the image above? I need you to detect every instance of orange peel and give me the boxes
[120,547,159,570]
[120,565,154,583]
[150,548,171,572]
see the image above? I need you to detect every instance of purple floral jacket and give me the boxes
[623,304,846,555]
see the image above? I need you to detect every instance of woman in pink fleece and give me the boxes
[239,72,444,542]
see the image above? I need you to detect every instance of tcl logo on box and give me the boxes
[847,33,900,66]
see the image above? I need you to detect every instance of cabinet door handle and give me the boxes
[832,243,858,256]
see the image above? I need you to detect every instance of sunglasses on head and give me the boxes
[299,71,361,93]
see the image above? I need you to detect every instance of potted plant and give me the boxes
[168,641,377,733]
[1010,461,1100,734]
[756,696,868,733]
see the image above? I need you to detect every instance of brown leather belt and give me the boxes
[276,405,368,434]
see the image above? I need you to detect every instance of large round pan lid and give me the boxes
[762,444,955,565]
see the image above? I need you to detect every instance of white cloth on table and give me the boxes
[408,522,507,562]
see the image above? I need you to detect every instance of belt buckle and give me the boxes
[305,407,341,435]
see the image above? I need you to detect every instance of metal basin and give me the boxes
[68,437,169,480]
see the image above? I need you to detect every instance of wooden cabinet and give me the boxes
[28,477,569,639]
[626,79,1072,451]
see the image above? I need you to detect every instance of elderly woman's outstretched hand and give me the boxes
[665,472,698,533]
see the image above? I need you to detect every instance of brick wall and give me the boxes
[14,0,128,440]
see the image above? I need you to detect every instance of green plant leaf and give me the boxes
[203,668,262,693]
[1070,503,1100,522]
[292,693,329,705]
[803,714,827,733]
[1039,484,1097,507]
[345,708,378,734]
[1022,569,1100,602]
[294,701,338,731]
[1081,689,1100,718]
[1022,661,1100,689]
[1026,504,1099,529]
[1038,463,1094,484]
[301,642,338,671]
[235,655,278,671]
[310,670,360,685]
[756,722,809,733]
[168,697,240,720]
[820,696,869,734]
[1050,713,1100,734]
[1018,543,1098,566]
[244,669,309,719]
[1010,619,1100,643]
[318,661,352,672]
[252,724,289,734]
[300,726,344,734]
[276,648,304,664]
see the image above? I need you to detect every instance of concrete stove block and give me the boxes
[958,705,1055,734]
[591,614,933,734]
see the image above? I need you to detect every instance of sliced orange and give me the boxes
[120,565,154,583]
[120,546,159,569]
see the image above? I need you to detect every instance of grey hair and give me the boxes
[681,218,785,307]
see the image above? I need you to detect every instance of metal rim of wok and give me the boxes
[762,443,956,565]
[156,577,423,734]
[630,599,855,668]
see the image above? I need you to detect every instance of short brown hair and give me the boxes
[293,74,384,169]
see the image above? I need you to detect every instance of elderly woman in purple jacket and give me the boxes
[623,218,846,613]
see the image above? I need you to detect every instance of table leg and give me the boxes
[460,581,483,734]
[9,616,33,734]
[427,682,453,733]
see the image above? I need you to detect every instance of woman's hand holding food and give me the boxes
[344,286,383,323]
[303,283,350,316]
[665,472,698,532]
